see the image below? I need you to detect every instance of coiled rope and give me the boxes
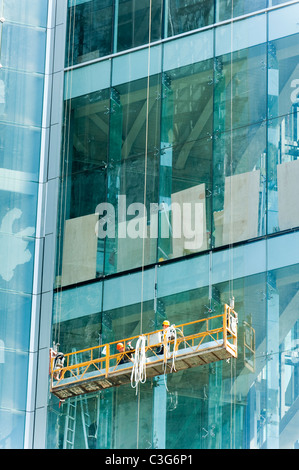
[162,325,179,391]
[131,336,147,395]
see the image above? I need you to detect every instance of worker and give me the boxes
[156,320,174,355]
[52,349,65,380]
[117,341,134,365]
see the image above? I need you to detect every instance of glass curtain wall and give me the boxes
[216,0,267,21]
[66,0,292,66]
[49,2,299,450]
[0,0,48,448]
[49,243,299,448]
[267,31,299,234]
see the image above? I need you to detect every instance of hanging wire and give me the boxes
[136,0,153,450]
[229,1,236,449]
[55,3,76,347]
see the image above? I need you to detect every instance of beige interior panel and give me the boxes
[277,159,299,231]
[213,210,224,247]
[222,170,260,245]
[117,217,156,271]
[171,183,207,257]
[61,214,99,286]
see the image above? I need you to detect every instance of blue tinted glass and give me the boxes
[0,231,35,293]
[0,68,44,127]
[116,0,163,52]
[166,0,214,37]
[216,0,266,21]
[0,183,38,236]
[0,290,31,350]
[269,3,299,40]
[3,0,48,27]
[270,0,290,5]
[0,408,25,449]
[0,123,41,181]
[66,0,113,66]
[1,22,47,74]
[0,350,29,410]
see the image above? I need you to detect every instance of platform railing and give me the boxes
[50,305,238,391]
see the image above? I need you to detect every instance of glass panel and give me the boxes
[270,0,293,6]
[103,269,155,311]
[0,68,44,127]
[64,60,111,100]
[0,181,38,236]
[0,350,29,411]
[56,87,110,288]
[0,409,25,449]
[267,33,299,234]
[157,59,214,262]
[0,22,47,74]
[156,272,267,449]
[104,75,161,275]
[0,199,36,293]
[214,43,267,133]
[268,33,299,121]
[116,0,163,53]
[216,0,266,22]
[112,45,162,86]
[53,282,103,324]
[163,29,214,74]
[269,3,299,41]
[212,123,266,248]
[265,262,299,448]
[52,307,102,355]
[47,248,299,449]
[0,232,35,293]
[66,0,113,67]
[0,290,31,350]
[2,0,48,27]
[165,0,214,38]
[215,14,267,57]
[0,123,41,181]
[267,231,299,271]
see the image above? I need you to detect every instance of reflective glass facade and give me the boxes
[0,0,49,448]
[45,0,299,450]
[3,0,299,450]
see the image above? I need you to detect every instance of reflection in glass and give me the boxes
[0,290,32,351]
[1,22,47,74]
[268,34,299,121]
[216,0,266,22]
[104,75,161,275]
[66,0,113,67]
[214,43,267,133]
[57,87,110,287]
[213,123,266,247]
[268,33,299,234]
[0,231,35,293]
[0,409,26,449]
[2,0,48,27]
[116,0,163,53]
[157,60,214,262]
[270,0,290,5]
[0,350,29,411]
[166,0,214,37]
[0,123,41,181]
[0,68,44,127]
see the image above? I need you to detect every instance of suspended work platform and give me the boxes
[50,304,238,400]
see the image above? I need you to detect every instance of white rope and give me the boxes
[162,325,179,391]
[165,326,177,373]
[131,336,147,395]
